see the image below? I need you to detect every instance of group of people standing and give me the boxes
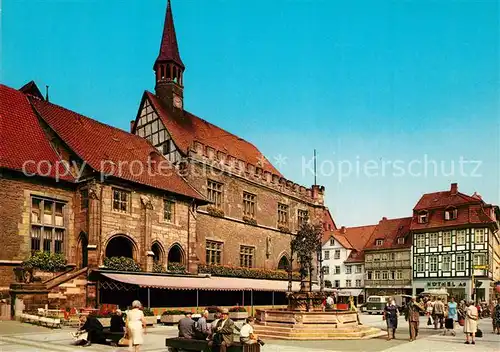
[384,295,500,345]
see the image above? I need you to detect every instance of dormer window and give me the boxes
[375,239,383,246]
[418,211,428,224]
[397,237,405,244]
[444,207,458,220]
[329,238,335,246]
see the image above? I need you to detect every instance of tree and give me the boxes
[290,219,323,290]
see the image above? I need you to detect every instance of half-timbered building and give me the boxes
[411,183,500,302]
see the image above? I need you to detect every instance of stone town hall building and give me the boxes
[0,1,326,309]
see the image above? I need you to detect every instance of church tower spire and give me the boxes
[154,0,185,110]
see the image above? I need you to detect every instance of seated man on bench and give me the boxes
[71,315,105,347]
[208,309,234,352]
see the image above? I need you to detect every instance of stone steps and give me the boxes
[254,326,385,340]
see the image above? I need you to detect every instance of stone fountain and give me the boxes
[254,221,383,340]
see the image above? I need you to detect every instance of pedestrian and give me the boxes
[110,309,126,333]
[446,297,458,336]
[405,296,423,342]
[433,297,445,329]
[326,294,334,310]
[126,300,146,352]
[493,300,500,335]
[349,296,362,325]
[425,297,434,326]
[464,300,478,345]
[383,297,399,340]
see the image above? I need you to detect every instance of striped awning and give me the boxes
[100,272,329,292]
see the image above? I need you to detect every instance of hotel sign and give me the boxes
[426,281,467,288]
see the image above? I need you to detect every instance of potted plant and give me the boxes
[228,306,248,320]
[160,310,188,324]
[142,307,157,325]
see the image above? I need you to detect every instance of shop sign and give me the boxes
[426,281,466,288]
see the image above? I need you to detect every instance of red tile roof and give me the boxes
[154,0,184,70]
[0,84,73,181]
[411,183,496,231]
[28,96,206,200]
[364,217,412,250]
[322,224,377,263]
[413,187,480,211]
[145,91,282,176]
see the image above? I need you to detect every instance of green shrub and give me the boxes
[22,251,66,272]
[162,310,188,315]
[167,263,186,273]
[153,262,166,273]
[229,306,247,312]
[198,264,300,281]
[103,257,141,272]
[142,307,155,316]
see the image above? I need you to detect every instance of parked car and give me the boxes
[365,296,389,314]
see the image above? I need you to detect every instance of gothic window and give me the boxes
[164,199,175,222]
[31,197,66,254]
[207,180,223,209]
[240,246,254,268]
[277,203,288,226]
[243,192,256,219]
[297,209,308,227]
[206,240,222,265]
[112,189,130,212]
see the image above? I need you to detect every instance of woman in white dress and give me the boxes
[127,300,146,352]
[464,300,478,345]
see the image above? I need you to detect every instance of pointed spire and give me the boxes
[154,0,184,70]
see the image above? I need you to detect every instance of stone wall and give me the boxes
[0,172,75,290]
[184,160,325,270]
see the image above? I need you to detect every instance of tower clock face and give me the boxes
[173,95,182,109]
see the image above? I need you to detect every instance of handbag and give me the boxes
[118,336,130,346]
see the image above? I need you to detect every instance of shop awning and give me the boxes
[337,289,363,297]
[99,272,329,292]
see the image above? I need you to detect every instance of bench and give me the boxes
[102,329,125,345]
[165,337,260,352]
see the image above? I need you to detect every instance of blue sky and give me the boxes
[1,0,498,226]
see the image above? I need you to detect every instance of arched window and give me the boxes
[168,244,184,264]
[278,255,290,271]
[105,235,134,259]
[151,242,164,264]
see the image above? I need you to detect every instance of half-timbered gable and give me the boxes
[411,183,499,301]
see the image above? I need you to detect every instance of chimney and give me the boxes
[450,183,458,195]
[130,120,135,133]
[340,226,346,234]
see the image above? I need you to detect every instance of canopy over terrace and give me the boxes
[90,270,331,310]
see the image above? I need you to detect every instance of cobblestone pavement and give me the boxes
[0,315,498,352]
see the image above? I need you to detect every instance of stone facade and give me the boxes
[0,171,75,291]
[183,153,325,271]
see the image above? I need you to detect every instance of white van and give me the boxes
[365,295,389,314]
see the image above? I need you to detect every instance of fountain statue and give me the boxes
[254,218,384,340]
